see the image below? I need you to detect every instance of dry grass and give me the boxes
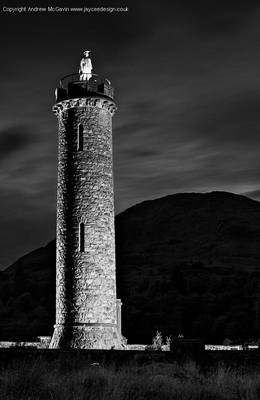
[1,357,260,400]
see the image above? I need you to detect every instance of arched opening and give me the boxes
[78,124,83,151]
[79,222,85,252]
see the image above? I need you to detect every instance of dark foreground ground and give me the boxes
[1,349,260,399]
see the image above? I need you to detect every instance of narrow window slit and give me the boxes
[79,222,85,252]
[78,124,83,150]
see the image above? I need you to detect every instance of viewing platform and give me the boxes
[55,73,114,103]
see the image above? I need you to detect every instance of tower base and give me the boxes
[49,324,124,349]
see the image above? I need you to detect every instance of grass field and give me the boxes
[1,355,260,400]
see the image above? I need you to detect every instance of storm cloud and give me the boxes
[1,0,260,267]
[0,125,37,161]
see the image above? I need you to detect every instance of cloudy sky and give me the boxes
[0,0,260,268]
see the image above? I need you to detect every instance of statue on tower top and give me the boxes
[79,50,93,81]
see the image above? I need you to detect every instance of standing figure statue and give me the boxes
[79,50,93,81]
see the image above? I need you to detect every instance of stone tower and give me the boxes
[50,52,123,349]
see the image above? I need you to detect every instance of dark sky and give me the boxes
[1,0,260,268]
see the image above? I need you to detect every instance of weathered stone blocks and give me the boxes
[50,95,122,349]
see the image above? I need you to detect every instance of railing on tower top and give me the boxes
[59,73,111,88]
[57,73,114,100]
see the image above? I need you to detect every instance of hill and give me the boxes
[1,191,260,343]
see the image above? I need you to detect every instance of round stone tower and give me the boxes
[50,52,123,349]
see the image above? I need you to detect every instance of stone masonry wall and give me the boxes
[50,97,122,349]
